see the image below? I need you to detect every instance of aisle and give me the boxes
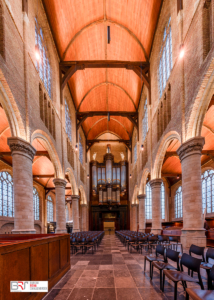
[43,234,201,300]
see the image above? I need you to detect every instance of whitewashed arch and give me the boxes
[152,131,181,179]
[139,168,150,194]
[31,130,63,178]
[79,185,87,204]
[66,167,78,195]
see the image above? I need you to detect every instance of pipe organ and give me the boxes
[90,145,128,205]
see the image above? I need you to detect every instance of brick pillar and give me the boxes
[81,204,87,231]
[72,195,80,232]
[137,194,146,232]
[150,179,163,235]
[53,178,67,233]
[132,204,138,231]
[8,137,36,234]
[177,137,206,248]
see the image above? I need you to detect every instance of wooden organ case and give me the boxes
[89,145,130,231]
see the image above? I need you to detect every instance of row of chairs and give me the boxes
[70,231,104,255]
[116,230,182,253]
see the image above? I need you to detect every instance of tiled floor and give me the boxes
[43,235,208,300]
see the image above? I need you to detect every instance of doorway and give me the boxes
[103,221,115,235]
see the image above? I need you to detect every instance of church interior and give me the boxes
[0,0,214,299]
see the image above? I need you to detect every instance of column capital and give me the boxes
[53,178,67,188]
[137,194,146,200]
[71,195,80,201]
[81,204,87,207]
[8,137,36,161]
[177,137,205,162]
[149,178,163,189]
[131,204,138,207]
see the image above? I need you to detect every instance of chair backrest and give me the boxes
[209,265,214,281]
[189,244,205,262]
[156,245,165,258]
[149,235,158,242]
[206,247,214,263]
[180,253,202,273]
[158,235,164,242]
[169,236,179,242]
[166,248,180,270]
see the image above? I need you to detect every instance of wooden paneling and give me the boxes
[49,240,60,278]
[0,234,70,300]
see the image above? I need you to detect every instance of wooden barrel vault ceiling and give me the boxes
[43,0,162,142]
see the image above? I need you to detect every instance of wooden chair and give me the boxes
[144,245,166,279]
[201,248,214,290]
[163,253,204,300]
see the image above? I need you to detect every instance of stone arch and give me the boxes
[186,60,214,140]
[31,130,62,178]
[131,185,139,205]
[152,131,181,179]
[0,70,25,138]
[66,167,78,195]
[139,168,150,194]
[79,185,87,205]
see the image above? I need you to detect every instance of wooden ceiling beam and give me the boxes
[86,139,132,152]
[161,173,182,178]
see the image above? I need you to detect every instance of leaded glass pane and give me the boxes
[175,186,182,218]
[0,172,14,217]
[33,187,40,221]
[142,99,148,141]
[161,182,165,219]
[47,195,53,222]
[145,182,152,219]
[201,170,214,213]
[65,99,72,142]
[79,134,84,165]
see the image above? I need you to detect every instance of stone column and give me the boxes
[69,203,73,221]
[53,178,67,233]
[81,204,87,231]
[177,137,206,248]
[132,204,138,231]
[150,179,163,235]
[72,195,80,232]
[8,137,36,234]
[137,194,146,232]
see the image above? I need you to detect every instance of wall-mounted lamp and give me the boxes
[87,174,89,179]
[141,144,144,151]
[179,44,185,59]
[75,144,78,151]
[177,174,180,180]
[130,174,132,179]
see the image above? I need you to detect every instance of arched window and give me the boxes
[65,99,72,142]
[134,134,137,164]
[47,195,53,222]
[35,18,51,98]
[161,182,165,219]
[142,98,148,141]
[201,170,214,213]
[145,182,152,219]
[159,18,172,98]
[66,205,69,222]
[79,133,83,165]
[175,186,182,218]
[0,172,13,217]
[33,187,40,220]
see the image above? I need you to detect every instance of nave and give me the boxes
[44,234,209,300]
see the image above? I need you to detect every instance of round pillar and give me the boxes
[72,195,80,232]
[81,204,87,231]
[131,204,138,231]
[177,137,206,248]
[8,137,36,234]
[150,179,163,235]
[53,178,67,233]
[137,194,146,232]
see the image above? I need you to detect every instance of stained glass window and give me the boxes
[33,187,40,220]
[201,170,214,213]
[47,195,53,222]
[145,182,152,219]
[65,99,72,142]
[161,182,165,219]
[79,133,83,165]
[142,99,148,141]
[66,205,69,222]
[0,172,14,217]
[175,186,182,218]
[159,19,173,98]
[35,18,51,98]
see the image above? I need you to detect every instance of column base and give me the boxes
[72,229,80,233]
[181,229,206,249]
[55,228,67,234]
[151,228,162,235]
[12,229,36,234]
